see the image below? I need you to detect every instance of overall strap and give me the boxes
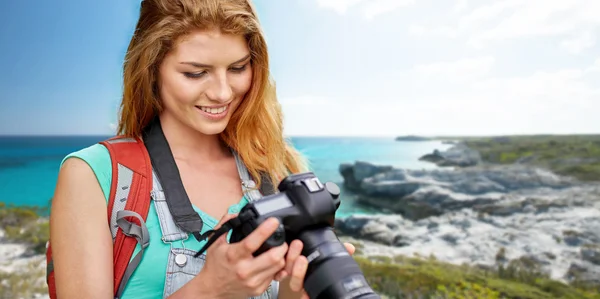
[232,151,279,299]
[142,116,277,241]
[232,150,265,202]
[151,170,189,243]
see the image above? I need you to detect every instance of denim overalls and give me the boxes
[150,150,279,298]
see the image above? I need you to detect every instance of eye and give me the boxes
[183,71,206,79]
[230,64,248,73]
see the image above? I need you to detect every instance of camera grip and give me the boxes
[254,222,286,256]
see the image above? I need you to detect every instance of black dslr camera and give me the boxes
[194,172,381,299]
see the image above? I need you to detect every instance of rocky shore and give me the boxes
[0,204,50,299]
[0,231,49,299]
[335,142,600,287]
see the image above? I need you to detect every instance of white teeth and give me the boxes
[200,105,227,114]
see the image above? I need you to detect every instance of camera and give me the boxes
[194,172,381,299]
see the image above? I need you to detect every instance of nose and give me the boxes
[206,72,233,103]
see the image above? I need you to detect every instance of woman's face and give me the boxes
[157,29,253,136]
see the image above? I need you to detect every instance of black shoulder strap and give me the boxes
[142,117,277,239]
[142,118,204,239]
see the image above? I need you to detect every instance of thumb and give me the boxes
[209,213,238,248]
[216,212,239,229]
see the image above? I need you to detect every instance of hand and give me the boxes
[276,240,356,299]
[197,213,288,298]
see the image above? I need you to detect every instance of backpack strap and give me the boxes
[45,136,153,299]
[100,136,153,299]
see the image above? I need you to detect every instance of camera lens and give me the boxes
[298,227,380,299]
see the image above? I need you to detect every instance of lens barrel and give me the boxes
[299,228,380,299]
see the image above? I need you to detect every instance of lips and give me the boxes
[195,103,231,120]
[196,105,228,115]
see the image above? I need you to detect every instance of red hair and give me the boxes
[117,0,307,190]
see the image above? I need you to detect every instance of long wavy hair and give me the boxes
[116,0,307,191]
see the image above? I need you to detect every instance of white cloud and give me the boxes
[590,58,600,73]
[453,0,468,13]
[280,95,332,106]
[315,0,415,19]
[280,55,600,136]
[410,0,600,53]
[363,0,415,19]
[273,0,600,136]
[315,0,366,14]
[560,31,596,55]
[413,56,495,82]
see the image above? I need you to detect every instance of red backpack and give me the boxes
[46,136,153,299]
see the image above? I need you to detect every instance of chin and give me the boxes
[191,120,230,136]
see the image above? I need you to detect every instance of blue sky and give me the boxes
[1,0,599,136]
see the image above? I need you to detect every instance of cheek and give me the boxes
[160,72,201,106]
[231,70,253,97]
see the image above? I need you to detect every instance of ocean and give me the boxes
[0,136,450,217]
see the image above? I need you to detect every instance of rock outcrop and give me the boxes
[419,143,482,167]
[336,160,600,285]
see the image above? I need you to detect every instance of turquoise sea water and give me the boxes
[0,136,450,217]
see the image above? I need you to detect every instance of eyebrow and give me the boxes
[180,54,251,68]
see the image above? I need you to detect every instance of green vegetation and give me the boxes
[2,203,600,299]
[0,202,50,254]
[0,259,48,299]
[445,135,600,182]
[0,202,51,299]
[356,253,600,299]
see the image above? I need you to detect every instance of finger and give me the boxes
[274,270,288,281]
[216,213,238,229]
[229,217,280,260]
[248,243,288,276]
[206,213,239,252]
[301,292,310,299]
[285,240,303,274]
[247,244,289,284]
[289,255,308,292]
[343,242,355,255]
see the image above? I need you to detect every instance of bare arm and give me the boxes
[50,157,114,298]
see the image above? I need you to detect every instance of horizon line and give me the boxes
[1,133,600,138]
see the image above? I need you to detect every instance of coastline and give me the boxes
[1,135,600,298]
[0,217,49,299]
[334,136,600,297]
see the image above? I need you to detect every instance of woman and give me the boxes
[49,0,354,298]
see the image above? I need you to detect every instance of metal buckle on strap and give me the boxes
[162,236,190,267]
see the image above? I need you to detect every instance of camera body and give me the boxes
[229,172,341,255]
[228,172,380,299]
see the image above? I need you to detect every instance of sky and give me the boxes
[0,0,599,136]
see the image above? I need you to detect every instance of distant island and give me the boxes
[438,134,600,182]
[394,135,432,141]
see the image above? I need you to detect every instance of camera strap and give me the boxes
[142,117,205,241]
[193,209,257,257]
[142,117,276,242]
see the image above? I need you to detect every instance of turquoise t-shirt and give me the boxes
[62,144,250,299]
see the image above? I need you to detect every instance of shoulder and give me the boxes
[60,142,113,204]
[50,142,116,298]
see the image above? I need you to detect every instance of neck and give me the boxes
[157,113,230,162]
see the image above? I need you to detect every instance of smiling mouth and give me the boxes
[196,104,229,115]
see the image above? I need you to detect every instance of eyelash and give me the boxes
[184,64,248,79]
